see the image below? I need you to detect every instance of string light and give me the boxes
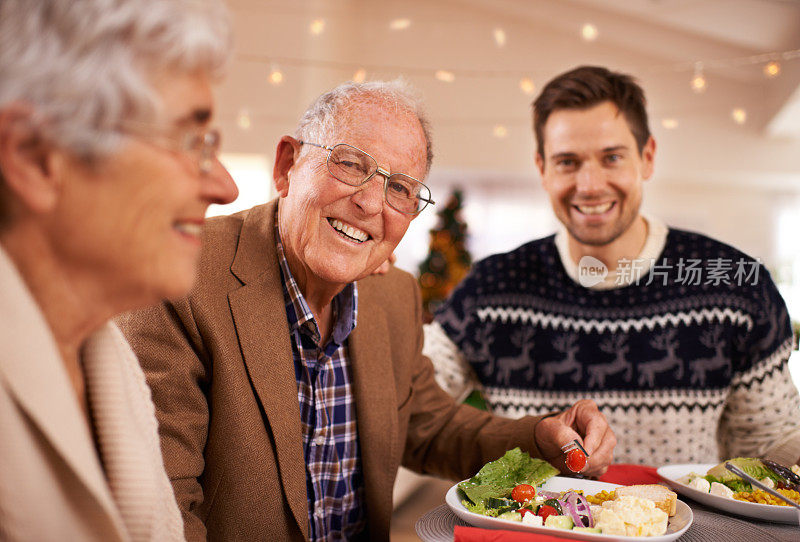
[691,62,706,93]
[519,77,535,95]
[493,125,508,138]
[731,108,747,125]
[352,68,366,83]
[389,18,410,30]
[493,28,506,47]
[435,70,455,83]
[764,60,781,78]
[236,109,252,130]
[581,23,598,42]
[239,47,800,84]
[269,65,284,85]
[309,19,325,35]
[661,118,679,129]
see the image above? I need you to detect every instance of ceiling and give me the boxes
[217,0,800,190]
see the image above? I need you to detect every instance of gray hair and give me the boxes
[0,0,232,160]
[295,79,434,177]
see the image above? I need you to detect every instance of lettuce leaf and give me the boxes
[457,448,559,506]
[706,457,783,492]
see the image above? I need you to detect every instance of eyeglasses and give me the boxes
[299,141,435,215]
[119,123,221,175]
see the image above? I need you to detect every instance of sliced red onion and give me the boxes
[565,491,594,528]
[559,498,583,527]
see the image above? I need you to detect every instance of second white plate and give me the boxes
[657,463,800,525]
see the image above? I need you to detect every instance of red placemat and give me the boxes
[454,525,573,541]
[598,464,662,486]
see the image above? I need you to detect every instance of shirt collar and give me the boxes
[274,213,358,346]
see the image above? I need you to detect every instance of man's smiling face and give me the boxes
[275,99,428,291]
[536,100,655,248]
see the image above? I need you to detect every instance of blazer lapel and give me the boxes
[226,202,309,538]
[349,291,399,526]
[0,248,127,539]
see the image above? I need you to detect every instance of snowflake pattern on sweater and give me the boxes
[429,228,800,465]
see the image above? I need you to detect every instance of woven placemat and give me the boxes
[415,504,799,542]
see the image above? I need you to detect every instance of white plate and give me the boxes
[446,476,693,542]
[657,463,800,525]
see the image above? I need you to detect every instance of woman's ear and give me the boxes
[273,136,300,198]
[0,104,60,214]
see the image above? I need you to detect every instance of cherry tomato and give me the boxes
[537,504,559,522]
[566,448,587,472]
[518,508,534,518]
[511,484,537,503]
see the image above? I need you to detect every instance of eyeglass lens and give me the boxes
[327,144,431,214]
[183,129,220,174]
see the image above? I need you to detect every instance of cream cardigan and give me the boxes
[0,247,183,541]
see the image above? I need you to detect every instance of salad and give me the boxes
[457,448,674,536]
[677,457,800,506]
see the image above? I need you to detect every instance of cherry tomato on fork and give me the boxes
[511,484,537,502]
[565,448,587,472]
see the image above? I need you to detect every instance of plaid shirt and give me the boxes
[275,221,365,541]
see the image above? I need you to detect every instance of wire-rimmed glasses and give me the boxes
[300,141,435,215]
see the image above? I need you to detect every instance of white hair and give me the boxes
[295,79,434,176]
[0,0,232,159]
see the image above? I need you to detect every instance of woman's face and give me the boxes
[48,69,238,309]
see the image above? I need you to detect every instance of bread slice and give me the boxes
[615,484,677,516]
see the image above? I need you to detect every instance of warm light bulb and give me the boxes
[691,63,706,93]
[731,108,747,125]
[661,118,678,129]
[581,23,598,41]
[690,74,706,93]
[494,28,506,47]
[236,109,252,130]
[309,19,325,35]
[764,61,781,78]
[435,70,455,83]
[493,125,508,138]
[269,68,284,85]
[519,77,535,95]
[389,18,411,30]
[352,69,366,83]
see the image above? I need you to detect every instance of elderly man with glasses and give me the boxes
[121,80,615,542]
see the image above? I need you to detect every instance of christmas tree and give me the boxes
[418,188,472,319]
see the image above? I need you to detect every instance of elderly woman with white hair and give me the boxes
[0,1,238,540]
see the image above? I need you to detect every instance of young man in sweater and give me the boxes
[425,65,800,466]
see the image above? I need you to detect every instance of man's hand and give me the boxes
[534,399,616,478]
[371,253,397,275]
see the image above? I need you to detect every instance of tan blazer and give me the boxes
[0,248,184,541]
[121,201,543,541]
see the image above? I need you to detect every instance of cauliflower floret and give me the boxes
[710,482,734,499]
[596,496,668,537]
[688,477,711,493]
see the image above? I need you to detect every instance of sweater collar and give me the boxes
[555,215,668,290]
